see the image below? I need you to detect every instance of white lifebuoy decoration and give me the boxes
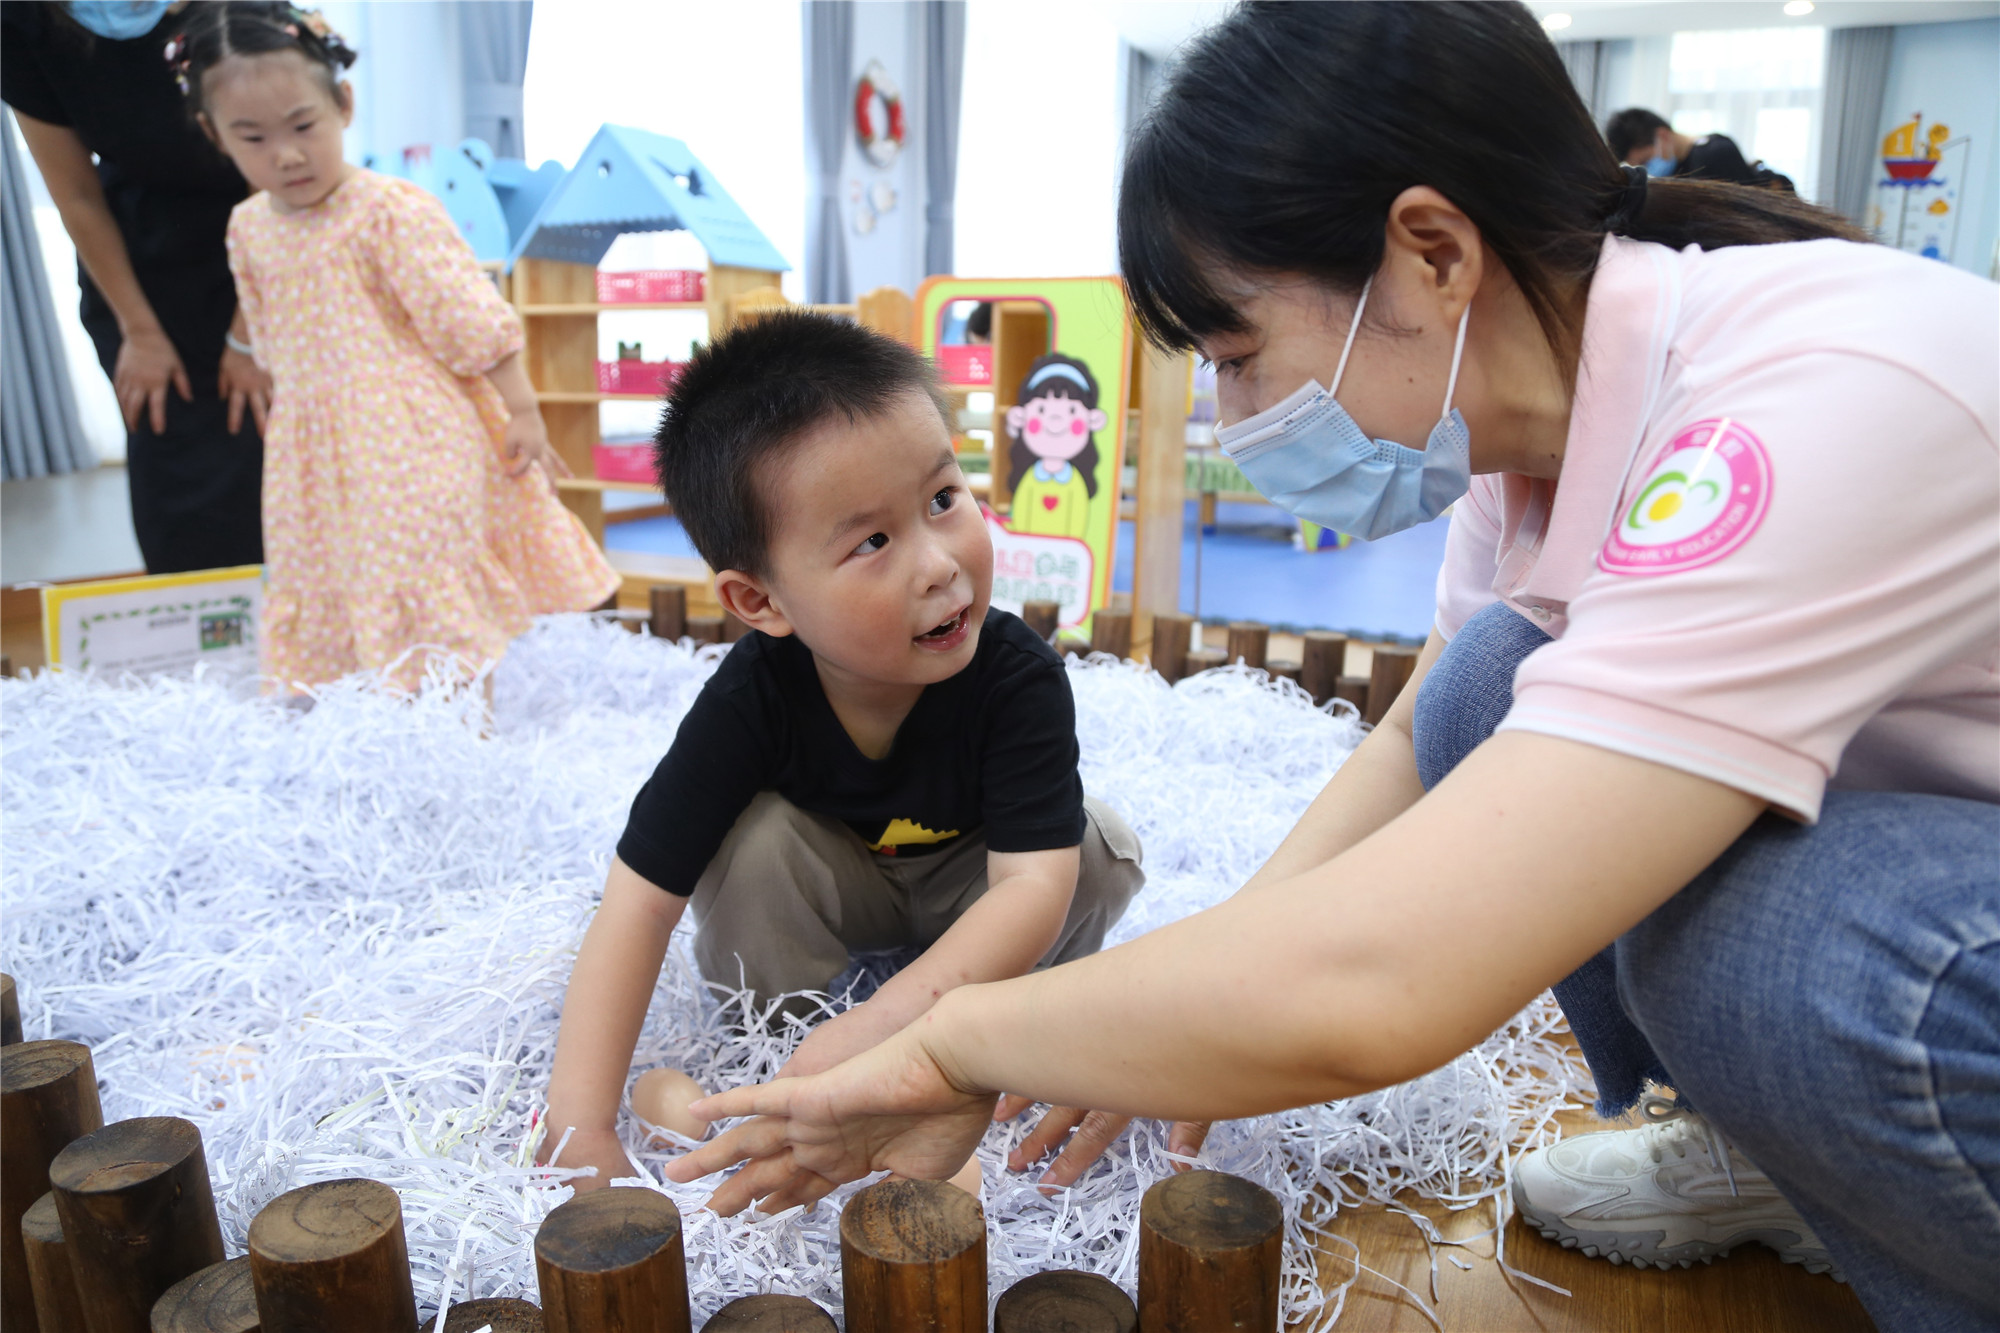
[854,60,905,168]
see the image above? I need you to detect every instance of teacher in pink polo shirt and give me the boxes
[667,4,1998,1325]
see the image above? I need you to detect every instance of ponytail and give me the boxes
[1119,1,1865,369]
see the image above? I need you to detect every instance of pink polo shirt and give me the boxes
[1436,235,1999,821]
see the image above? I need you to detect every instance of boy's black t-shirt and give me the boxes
[617,608,1085,897]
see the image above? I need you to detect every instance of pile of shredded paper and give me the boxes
[0,615,1590,1328]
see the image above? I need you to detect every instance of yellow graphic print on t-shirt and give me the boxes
[867,818,961,854]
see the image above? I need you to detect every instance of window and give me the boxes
[1666,26,1826,199]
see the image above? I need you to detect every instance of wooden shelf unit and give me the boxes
[514,259,781,547]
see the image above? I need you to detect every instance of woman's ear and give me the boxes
[1382,185,1484,325]
[713,570,794,638]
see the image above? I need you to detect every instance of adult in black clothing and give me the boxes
[3,1,269,573]
[1604,107,1796,193]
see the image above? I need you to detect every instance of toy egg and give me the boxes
[631,1067,711,1141]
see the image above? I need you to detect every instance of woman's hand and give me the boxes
[116,326,192,435]
[534,1122,632,1194]
[994,1095,1213,1191]
[666,1019,996,1217]
[217,346,271,435]
[502,409,569,494]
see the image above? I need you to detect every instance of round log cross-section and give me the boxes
[839,1178,986,1333]
[1,972,21,1045]
[23,1191,88,1333]
[534,1189,691,1333]
[50,1117,225,1333]
[151,1257,260,1333]
[248,1178,416,1333]
[699,1294,836,1332]
[423,1297,545,1332]
[994,1270,1137,1333]
[4,1041,104,1333]
[1137,1170,1282,1333]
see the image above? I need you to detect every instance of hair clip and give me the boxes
[162,34,184,63]
[283,22,299,37]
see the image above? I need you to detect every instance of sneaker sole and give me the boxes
[1511,1176,1845,1281]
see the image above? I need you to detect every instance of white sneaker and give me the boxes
[1512,1094,1844,1279]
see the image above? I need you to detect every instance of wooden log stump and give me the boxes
[2,972,20,1045]
[1137,1170,1282,1333]
[592,593,620,614]
[1182,646,1227,677]
[1366,645,1420,725]
[1148,613,1193,683]
[1088,608,1132,661]
[1019,600,1060,641]
[1224,622,1269,671]
[721,612,752,643]
[698,1295,835,1332]
[1298,632,1347,706]
[1268,660,1302,688]
[4,1040,104,1333]
[648,585,688,642]
[534,1189,690,1333]
[151,1257,259,1333]
[839,1178,985,1333]
[50,1117,224,1333]
[685,615,725,646]
[1058,638,1089,659]
[23,1192,86,1333]
[993,1270,1135,1333]
[423,1298,544,1333]
[1335,676,1370,716]
[247,1178,416,1333]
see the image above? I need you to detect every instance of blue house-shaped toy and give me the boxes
[507,124,790,273]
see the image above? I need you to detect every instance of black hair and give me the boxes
[653,310,950,576]
[965,302,993,341]
[1118,2,1866,376]
[1606,108,1672,161]
[1007,353,1102,501]
[172,3,358,117]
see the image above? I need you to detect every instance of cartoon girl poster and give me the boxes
[1006,354,1106,540]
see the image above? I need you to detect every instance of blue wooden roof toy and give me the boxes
[507,123,790,273]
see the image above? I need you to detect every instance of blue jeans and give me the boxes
[1412,601,2000,1331]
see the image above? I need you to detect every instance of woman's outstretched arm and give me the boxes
[669,731,1763,1215]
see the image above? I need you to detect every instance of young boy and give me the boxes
[541,311,1144,1191]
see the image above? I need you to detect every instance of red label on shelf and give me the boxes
[596,360,685,395]
[595,270,707,304]
[592,442,657,485]
[937,344,993,386]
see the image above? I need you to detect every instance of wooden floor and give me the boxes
[1305,1103,1875,1331]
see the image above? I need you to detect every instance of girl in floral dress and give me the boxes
[177,3,617,692]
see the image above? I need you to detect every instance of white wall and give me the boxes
[1874,17,1999,274]
[318,1,466,172]
[523,0,805,299]
[954,0,1124,278]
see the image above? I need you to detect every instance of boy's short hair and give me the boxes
[654,310,950,576]
[1605,107,1671,161]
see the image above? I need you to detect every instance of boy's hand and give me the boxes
[993,1094,1213,1190]
[534,1122,633,1194]
[778,1001,905,1081]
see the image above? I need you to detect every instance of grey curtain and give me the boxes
[1556,40,1612,129]
[1818,26,1893,224]
[459,1,533,158]
[2,108,90,480]
[920,1,965,280]
[803,1,853,303]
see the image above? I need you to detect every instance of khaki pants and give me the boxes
[689,792,1144,1015]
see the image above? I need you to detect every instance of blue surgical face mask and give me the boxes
[66,1,171,39]
[1214,276,1471,541]
[1644,154,1678,178]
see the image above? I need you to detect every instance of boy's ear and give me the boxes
[714,570,794,638]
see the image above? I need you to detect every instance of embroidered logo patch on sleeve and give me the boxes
[1600,418,1773,576]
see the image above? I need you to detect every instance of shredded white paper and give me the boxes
[0,615,1590,1328]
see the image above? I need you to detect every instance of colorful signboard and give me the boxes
[42,566,264,679]
[917,277,1132,634]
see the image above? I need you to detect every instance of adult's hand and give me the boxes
[116,326,193,435]
[994,1095,1213,1190]
[666,1015,996,1217]
[218,345,271,435]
